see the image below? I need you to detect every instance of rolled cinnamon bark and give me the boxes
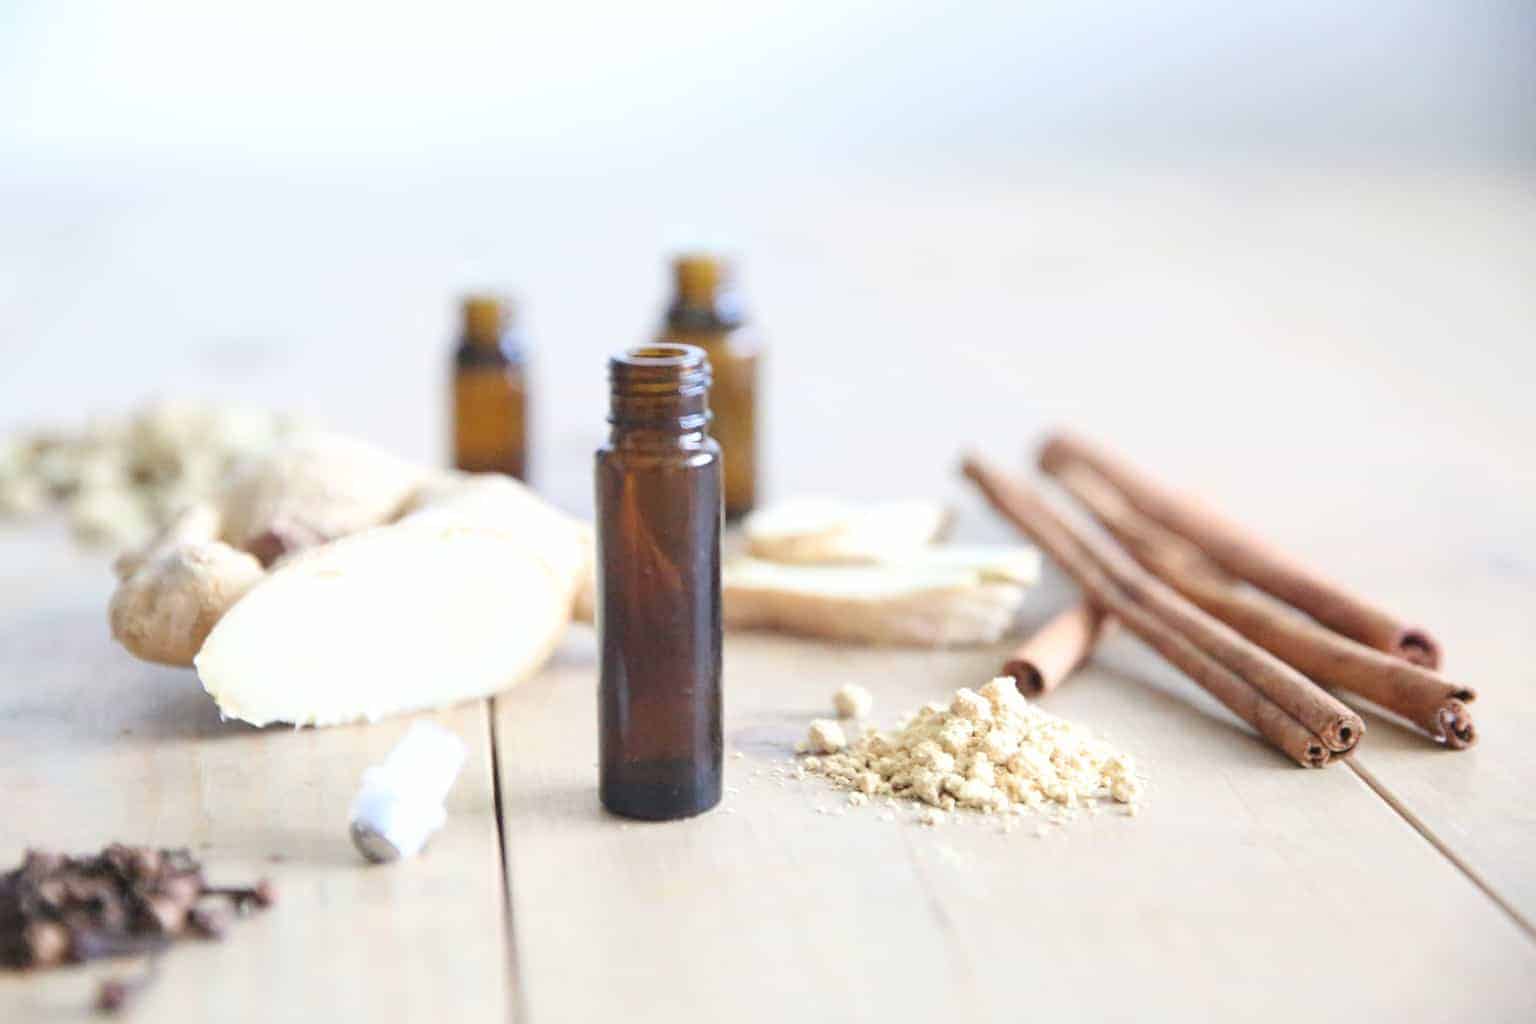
[973,456,1360,751]
[1039,432,1441,668]
[1053,464,1477,748]
[1003,603,1108,697]
[962,455,1336,768]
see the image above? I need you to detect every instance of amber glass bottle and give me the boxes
[452,294,529,480]
[596,344,723,820]
[659,254,758,520]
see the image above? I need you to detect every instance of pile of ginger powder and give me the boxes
[799,676,1144,826]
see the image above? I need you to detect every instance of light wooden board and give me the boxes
[0,556,511,1022]
[1060,428,1536,932]
[494,621,1536,1022]
[3,167,1536,1020]
[1340,565,1536,933]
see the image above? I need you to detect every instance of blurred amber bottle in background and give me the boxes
[658,254,759,520]
[452,294,529,481]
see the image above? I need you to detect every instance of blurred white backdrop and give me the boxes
[1,1,1533,511]
[3,1,1531,174]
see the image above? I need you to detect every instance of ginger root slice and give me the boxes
[743,498,951,564]
[195,520,572,728]
[107,432,595,720]
[398,473,592,608]
[192,472,592,727]
[721,559,1028,647]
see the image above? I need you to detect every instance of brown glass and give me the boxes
[452,295,529,481]
[596,344,723,820]
[659,255,759,520]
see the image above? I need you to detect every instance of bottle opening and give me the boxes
[608,344,712,426]
[624,344,705,365]
[610,343,711,395]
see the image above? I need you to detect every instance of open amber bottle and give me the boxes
[452,294,529,481]
[658,254,759,520]
[596,344,723,820]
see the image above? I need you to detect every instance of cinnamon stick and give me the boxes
[961,455,1339,768]
[1052,464,1476,748]
[1039,432,1441,668]
[1003,603,1107,697]
[978,458,1361,751]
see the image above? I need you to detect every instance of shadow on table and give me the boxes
[0,603,235,743]
[1086,635,1314,771]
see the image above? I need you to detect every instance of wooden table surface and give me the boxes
[2,165,1533,1020]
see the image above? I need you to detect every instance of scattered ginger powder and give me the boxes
[799,676,1144,822]
[832,683,874,720]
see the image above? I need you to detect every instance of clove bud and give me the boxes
[1,843,276,1014]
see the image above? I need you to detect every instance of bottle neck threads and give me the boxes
[608,344,712,432]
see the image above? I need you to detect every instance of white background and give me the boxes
[2,1,1533,510]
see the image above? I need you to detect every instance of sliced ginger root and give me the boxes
[743,497,951,564]
[195,519,573,727]
[107,434,596,728]
[195,472,592,726]
[109,433,426,667]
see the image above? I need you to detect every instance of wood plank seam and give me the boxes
[487,696,527,1022]
[1347,756,1536,943]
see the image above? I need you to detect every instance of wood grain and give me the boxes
[494,625,1536,1022]
[0,558,510,1022]
[1077,441,1536,933]
[3,167,1536,1019]
[1341,563,1536,934]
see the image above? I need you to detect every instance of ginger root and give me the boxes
[109,433,428,667]
[217,432,429,566]
[108,434,593,727]
[195,516,574,727]
[713,498,1037,646]
[195,473,591,726]
[743,497,951,564]
[0,400,299,551]
[721,558,1029,647]
[108,504,265,666]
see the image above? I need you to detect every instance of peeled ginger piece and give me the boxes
[732,496,1038,646]
[195,521,570,727]
[879,544,1041,585]
[723,558,1027,647]
[744,498,949,564]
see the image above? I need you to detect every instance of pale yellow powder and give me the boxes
[799,676,1144,822]
[832,683,874,719]
[801,718,848,755]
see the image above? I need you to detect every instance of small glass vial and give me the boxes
[596,344,723,820]
[658,253,759,520]
[452,293,529,481]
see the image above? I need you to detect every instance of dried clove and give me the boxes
[95,978,131,1014]
[0,843,276,1013]
[186,906,226,940]
[20,921,70,967]
[202,878,275,913]
[95,952,162,1016]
